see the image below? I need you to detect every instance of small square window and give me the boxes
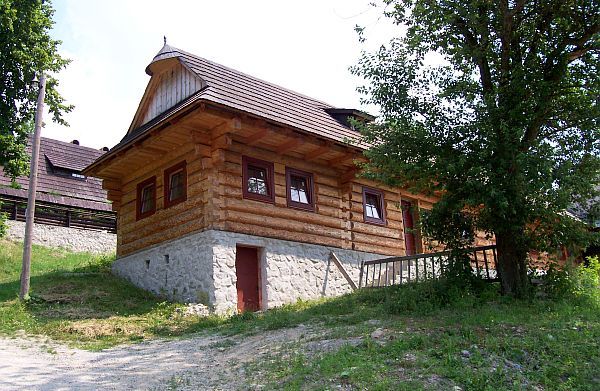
[286,168,314,211]
[362,187,386,225]
[137,176,156,220]
[164,161,187,208]
[242,156,274,203]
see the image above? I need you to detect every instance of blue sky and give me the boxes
[44,0,398,149]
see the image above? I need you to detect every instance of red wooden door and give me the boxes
[235,246,261,312]
[402,201,417,256]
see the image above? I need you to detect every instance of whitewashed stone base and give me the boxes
[6,220,116,254]
[111,230,215,305]
[112,229,384,313]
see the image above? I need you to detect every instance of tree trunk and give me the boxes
[495,229,530,297]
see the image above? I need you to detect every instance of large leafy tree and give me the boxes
[353,0,599,296]
[0,0,72,178]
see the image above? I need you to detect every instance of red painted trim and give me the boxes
[136,176,156,221]
[163,160,187,209]
[362,186,386,225]
[285,167,315,212]
[242,155,275,204]
[401,200,417,256]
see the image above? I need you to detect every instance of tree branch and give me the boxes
[451,15,494,98]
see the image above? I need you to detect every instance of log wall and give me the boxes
[115,142,210,256]
[110,117,446,258]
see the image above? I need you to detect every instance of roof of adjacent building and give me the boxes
[0,137,111,211]
[100,44,372,163]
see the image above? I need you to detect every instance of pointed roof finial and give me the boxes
[163,35,167,45]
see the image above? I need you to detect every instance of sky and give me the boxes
[44,0,400,149]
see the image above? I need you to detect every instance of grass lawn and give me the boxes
[1,239,599,389]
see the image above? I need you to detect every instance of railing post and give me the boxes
[483,249,490,279]
[358,261,364,289]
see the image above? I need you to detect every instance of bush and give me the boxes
[542,256,600,304]
[361,276,497,316]
[0,207,6,238]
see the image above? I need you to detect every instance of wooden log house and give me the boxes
[84,44,489,313]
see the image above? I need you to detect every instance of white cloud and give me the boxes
[44,0,398,149]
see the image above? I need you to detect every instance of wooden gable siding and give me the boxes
[136,62,203,129]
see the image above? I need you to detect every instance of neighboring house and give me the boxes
[0,137,117,251]
[84,44,491,313]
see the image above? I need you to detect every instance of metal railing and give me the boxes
[358,245,498,288]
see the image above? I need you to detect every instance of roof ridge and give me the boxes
[172,46,336,109]
[40,136,105,153]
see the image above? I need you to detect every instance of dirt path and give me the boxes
[0,325,314,390]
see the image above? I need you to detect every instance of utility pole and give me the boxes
[19,73,46,301]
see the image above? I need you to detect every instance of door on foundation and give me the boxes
[235,246,261,312]
[401,201,417,256]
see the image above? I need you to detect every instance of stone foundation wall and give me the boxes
[209,230,383,314]
[6,220,116,254]
[112,229,383,313]
[111,230,215,304]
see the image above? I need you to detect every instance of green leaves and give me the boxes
[353,1,599,292]
[0,0,73,179]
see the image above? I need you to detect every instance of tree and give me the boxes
[0,0,72,179]
[352,0,600,297]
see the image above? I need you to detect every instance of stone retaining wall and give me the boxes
[5,220,116,254]
[112,229,383,313]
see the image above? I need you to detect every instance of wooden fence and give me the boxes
[359,245,498,288]
[0,196,117,233]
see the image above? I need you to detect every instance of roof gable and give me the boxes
[128,58,206,132]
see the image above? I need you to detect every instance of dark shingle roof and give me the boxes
[93,45,371,168]
[0,137,111,211]
[174,47,364,144]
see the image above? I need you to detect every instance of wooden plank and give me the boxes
[329,252,358,290]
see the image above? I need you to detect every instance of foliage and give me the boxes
[0,205,6,238]
[0,0,73,179]
[352,0,600,296]
[542,256,600,303]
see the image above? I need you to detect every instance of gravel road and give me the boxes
[0,326,311,390]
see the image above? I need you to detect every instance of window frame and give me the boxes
[136,176,156,220]
[242,155,275,203]
[285,167,315,212]
[362,186,386,225]
[163,160,187,208]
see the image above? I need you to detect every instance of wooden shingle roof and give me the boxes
[0,137,111,211]
[100,45,372,162]
[175,47,365,144]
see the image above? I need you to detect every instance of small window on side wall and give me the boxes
[286,168,314,211]
[164,161,187,208]
[137,176,156,220]
[363,187,386,225]
[242,156,275,203]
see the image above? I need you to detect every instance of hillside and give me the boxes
[1,239,599,390]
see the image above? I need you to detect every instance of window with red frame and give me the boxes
[164,161,187,208]
[286,168,314,211]
[362,187,386,225]
[136,176,156,220]
[242,156,275,203]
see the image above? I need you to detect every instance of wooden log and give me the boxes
[222,196,344,230]
[223,221,342,248]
